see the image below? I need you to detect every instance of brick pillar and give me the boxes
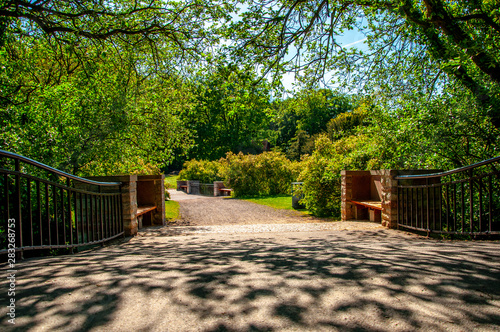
[214,181,224,196]
[341,171,354,221]
[121,175,138,236]
[380,170,399,229]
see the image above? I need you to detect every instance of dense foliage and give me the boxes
[220,151,300,197]
[178,159,223,184]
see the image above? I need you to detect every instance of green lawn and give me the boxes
[165,199,180,221]
[164,174,179,189]
[242,195,305,211]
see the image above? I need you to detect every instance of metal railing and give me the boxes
[395,156,500,236]
[0,150,124,255]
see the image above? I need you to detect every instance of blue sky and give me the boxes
[281,29,367,91]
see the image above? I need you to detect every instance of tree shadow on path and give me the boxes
[1,230,500,331]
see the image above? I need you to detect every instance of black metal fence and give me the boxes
[0,150,124,255]
[396,156,500,236]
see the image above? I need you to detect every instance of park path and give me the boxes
[168,189,323,226]
[1,191,500,331]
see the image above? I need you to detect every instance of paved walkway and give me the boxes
[1,192,499,331]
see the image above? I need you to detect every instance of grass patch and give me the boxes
[164,174,179,189]
[242,195,301,211]
[165,200,180,221]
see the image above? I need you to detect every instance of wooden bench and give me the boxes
[137,205,157,228]
[350,200,382,223]
[219,188,233,196]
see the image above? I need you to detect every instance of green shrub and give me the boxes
[220,151,299,197]
[178,159,223,183]
[298,134,382,217]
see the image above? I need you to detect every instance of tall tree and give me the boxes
[229,0,500,127]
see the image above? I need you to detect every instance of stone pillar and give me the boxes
[214,181,224,196]
[380,170,399,229]
[187,180,200,195]
[121,175,138,236]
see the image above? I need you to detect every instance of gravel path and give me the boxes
[169,189,335,226]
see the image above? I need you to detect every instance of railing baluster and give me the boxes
[4,174,9,221]
[15,160,23,252]
[28,178,33,247]
[85,194,90,242]
[100,189,104,241]
[432,186,436,231]
[453,182,457,233]
[415,187,419,229]
[438,185,442,232]
[46,183,50,246]
[426,179,430,232]
[446,184,450,232]
[461,182,465,233]
[479,177,483,233]
[53,185,58,245]
[68,179,73,249]
[74,191,79,246]
[410,187,414,227]
[60,187,66,247]
[90,194,95,242]
[489,175,492,233]
[406,188,409,227]
[469,170,474,234]
[37,181,42,246]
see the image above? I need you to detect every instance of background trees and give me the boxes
[178,62,272,161]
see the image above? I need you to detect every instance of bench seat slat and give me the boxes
[137,205,157,216]
[350,200,382,211]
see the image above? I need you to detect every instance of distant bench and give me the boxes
[137,205,157,228]
[219,188,233,196]
[350,200,382,223]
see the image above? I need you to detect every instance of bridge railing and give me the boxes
[395,157,500,236]
[0,150,124,255]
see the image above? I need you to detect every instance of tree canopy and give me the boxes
[229,0,500,125]
[1,0,499,178]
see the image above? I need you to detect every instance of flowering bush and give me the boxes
[178,159,223,184]
[220,151,299,196]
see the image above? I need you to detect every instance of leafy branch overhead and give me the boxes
[230,0,500,125]
[0,0,232,52]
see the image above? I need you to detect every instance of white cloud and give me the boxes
[342,38,367,49]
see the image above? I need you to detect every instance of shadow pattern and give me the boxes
[1,229,500,331]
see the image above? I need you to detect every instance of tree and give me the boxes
[270,88,353,160]
[0,32,195,175]
[179,61,272,160]
[0,0,233,107]
[229,0,500,127]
